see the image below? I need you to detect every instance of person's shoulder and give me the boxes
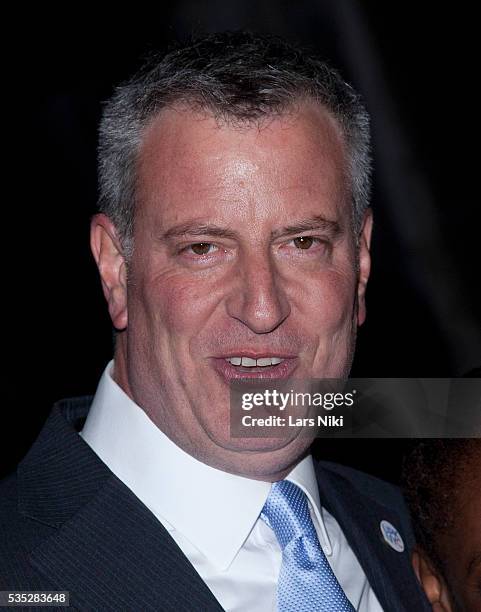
[0,472,40,585]
[0,397,94,587]
[318,460,406,511]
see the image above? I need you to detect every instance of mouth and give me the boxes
[211,353,298,382]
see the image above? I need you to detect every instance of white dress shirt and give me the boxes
[80,362,383,611]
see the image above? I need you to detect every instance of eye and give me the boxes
[187,242,217,256]
[288,236,327,251]
[280,235,331,260]
[293,236,315,250]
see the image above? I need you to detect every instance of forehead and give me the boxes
[135,102,350,229]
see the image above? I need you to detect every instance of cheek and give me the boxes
[135,272,218,338]
[301,270,356,329]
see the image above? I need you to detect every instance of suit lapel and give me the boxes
[315,462,430,612]
[18,400,224,612]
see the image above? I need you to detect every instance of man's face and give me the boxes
[92,102,371,479]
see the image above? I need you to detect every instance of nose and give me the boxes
[225,252,291,334]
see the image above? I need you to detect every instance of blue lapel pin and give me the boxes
[380,520,405,552]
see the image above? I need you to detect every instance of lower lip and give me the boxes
[211,358,298,383]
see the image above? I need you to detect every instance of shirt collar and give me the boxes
[81,361,330,569]
[287,458,333,556]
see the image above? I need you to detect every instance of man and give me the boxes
[0,32,429,611]
[403,440,481,611]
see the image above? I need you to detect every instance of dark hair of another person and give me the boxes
[402,439,480,576]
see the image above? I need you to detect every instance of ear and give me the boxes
[412,548,452,611]
[357,208,373,326]
[90,213,128,331]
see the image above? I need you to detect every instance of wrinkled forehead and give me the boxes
[134,101,351,230]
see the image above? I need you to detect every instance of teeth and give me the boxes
[256,358,272,367]
[225,356,285,367]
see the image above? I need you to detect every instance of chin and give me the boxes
[202,415,307,452]
[201,431,314,480]
[214,435,300,453]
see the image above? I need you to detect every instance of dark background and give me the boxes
[3,2,480,481]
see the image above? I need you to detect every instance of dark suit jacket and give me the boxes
[0,397,430,611]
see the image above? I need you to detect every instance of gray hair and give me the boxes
[98,31,372,256]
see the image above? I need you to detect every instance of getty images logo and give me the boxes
[241,389,356,411]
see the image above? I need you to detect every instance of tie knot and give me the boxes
[261,480,316,550]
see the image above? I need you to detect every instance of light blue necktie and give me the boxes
[261,480,355,612]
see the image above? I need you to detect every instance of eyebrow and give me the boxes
[271,215,343,240]
[161,215,343,241]
[162,223,239,240]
